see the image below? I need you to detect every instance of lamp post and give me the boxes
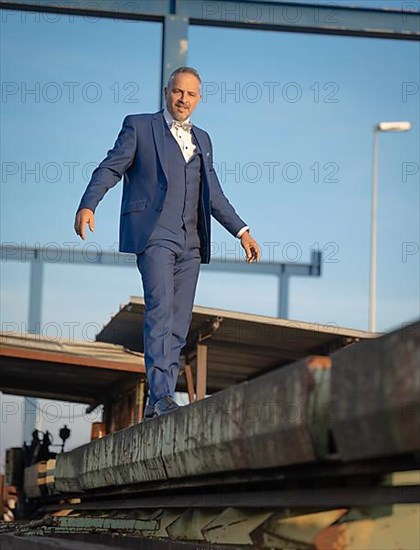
[369,121,412,332]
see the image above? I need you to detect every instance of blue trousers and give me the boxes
[136,241,201,408]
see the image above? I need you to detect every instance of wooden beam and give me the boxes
[196,344,208,400]
[184,364,196,403]
[136,379,146,423]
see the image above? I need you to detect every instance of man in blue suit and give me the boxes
[74,67,260,418]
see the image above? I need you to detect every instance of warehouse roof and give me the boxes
[0,331,145,405]
[96,296,378,393]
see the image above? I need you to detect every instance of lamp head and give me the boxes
[376,121,412,132]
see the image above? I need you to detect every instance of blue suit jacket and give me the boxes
[76,110,247,263]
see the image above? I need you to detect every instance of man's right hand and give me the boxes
[74,208,95,240]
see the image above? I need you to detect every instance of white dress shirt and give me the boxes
[163,108,196,163]
[163,108,249,239]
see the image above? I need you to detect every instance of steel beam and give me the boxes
[279,270,289,318]
[180,0,420,40]
[0,244,321,276]
[23,240,44,445]
[1,244,322,320]
[1,0,419,40]
[0,0,169,21]
[39,454,420,501]
[161,15,189,108]
[35,485,420,509]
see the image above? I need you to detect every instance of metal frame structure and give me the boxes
[0,243,321,323]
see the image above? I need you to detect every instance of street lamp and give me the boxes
[369,121,412,332]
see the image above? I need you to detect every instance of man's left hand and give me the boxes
[240,231,261,263]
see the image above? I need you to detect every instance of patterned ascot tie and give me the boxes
[171,120,192,133]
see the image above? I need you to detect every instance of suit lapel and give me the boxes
[191,128,210,209]
[191,127,209,168]
[151,111,169,183]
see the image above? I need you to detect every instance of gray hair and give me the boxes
[167,66,202,87]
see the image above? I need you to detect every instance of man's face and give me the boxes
[164,72,201,121]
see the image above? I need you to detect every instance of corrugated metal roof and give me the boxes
[0,331,144,364]
[96,297,379,393]
[0,331,145,404]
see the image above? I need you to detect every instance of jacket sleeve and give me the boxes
[76,115,137,214]
[206,133,248,237]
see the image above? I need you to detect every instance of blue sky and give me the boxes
[1,0,419,464]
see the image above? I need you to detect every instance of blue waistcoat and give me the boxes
[147,123,201,250]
